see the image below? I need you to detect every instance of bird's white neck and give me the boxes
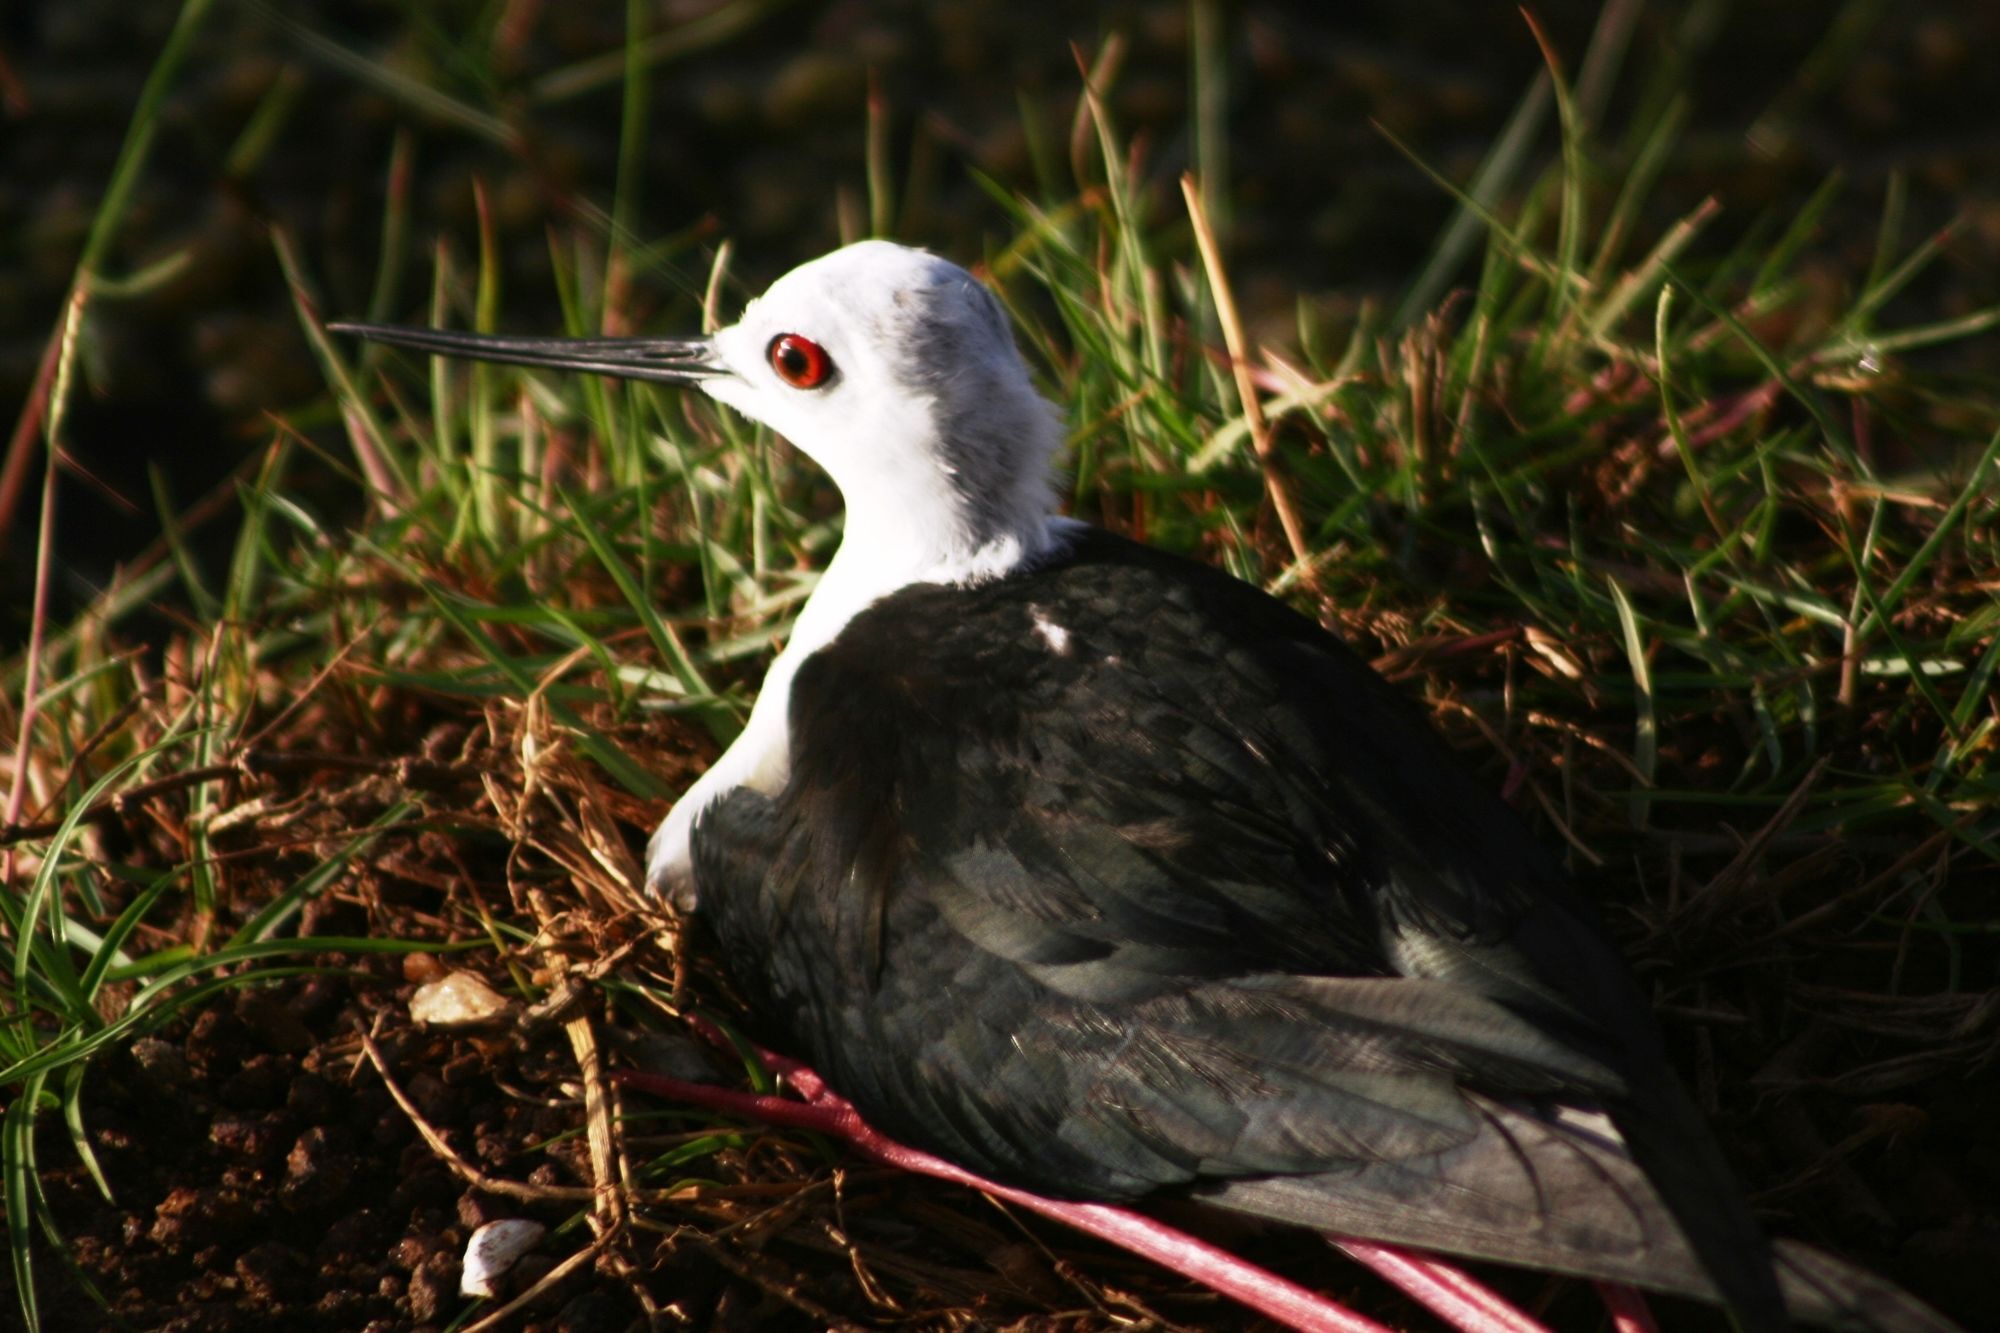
[645,485,1068,905]
[838,476,1054,587]
[648,277,1071,901]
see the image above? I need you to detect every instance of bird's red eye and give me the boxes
[766,333,833,389]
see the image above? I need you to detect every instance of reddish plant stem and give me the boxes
[0,308,65,550]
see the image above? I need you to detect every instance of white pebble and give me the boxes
[409,971,514,1027]
[460,1218,547,1297]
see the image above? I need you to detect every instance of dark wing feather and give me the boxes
[1206,1100,1958,1332]
[694,529,1813,1325]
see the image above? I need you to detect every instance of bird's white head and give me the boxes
[702,241,1063,572]
[335,241,1064,581]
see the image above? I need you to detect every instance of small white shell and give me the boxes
[409,971,514,1027]
[459,1218,546,1297]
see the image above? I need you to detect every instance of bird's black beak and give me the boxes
[328,322,726,385]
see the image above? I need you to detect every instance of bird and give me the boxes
[334,241,1955,1332]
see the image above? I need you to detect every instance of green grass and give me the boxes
[3,2,1997,1328]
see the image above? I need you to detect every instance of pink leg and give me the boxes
[616,1026,1567,1333]
[1595,1282,1662,1333]
[667,1020,1569,1331]
[1335,1240,1552,1333]
[616,1067,1388,1332]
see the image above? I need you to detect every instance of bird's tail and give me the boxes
[1195,1095,1958,1333]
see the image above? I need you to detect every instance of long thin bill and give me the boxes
[328,322,725,385]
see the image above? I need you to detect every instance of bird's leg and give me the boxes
[615,1063,1397,1333]
[692,1034,1656,1332]
[1332,1240,1551,1333]
[1595,1282,1664,1333]
[614,1018,1612,1333]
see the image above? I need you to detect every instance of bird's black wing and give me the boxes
[1205,1098,1955,1332]
[692,529,1810,1321]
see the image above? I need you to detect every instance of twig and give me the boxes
[1669,757,1829,933]
[237,630,369,752]
[19,679,151,826]
[1759,819,1965,944]
[526,887,628,1239]
[1181,173,1319,590]
[674,1229,872,1332]
[1371,626,1525,681]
